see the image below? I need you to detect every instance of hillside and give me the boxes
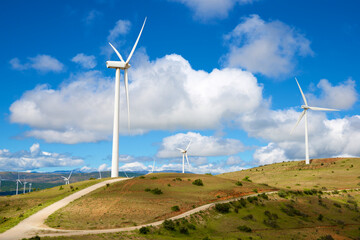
[45,173,275,230]
[220,158,360,190]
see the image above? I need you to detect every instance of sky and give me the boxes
[0,0,359,174]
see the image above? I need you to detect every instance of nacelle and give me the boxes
[106,61,130,69]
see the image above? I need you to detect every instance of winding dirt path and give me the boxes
[0,178,128,240]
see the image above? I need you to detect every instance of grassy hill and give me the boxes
[45,173,275,230]
[219,158,360,191]
[0,178,105,233]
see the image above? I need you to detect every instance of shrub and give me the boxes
[318,214,323,221]
[215,203,231,213]
[179,226,189,234]
[151,176,158,180]
[171,205,180,212]
[264,210,278,220]
[237,225,252,232]
[27,236,41,240]
[242,214,254,221]
[263,219,279,228]
[317,235,334,240]
[139,176,145,179]
[247,196,258,203]
[239,198,247,207]
[106,183,110,187]
[187,223,196,230]
[278,190,288,198]
[144,188,151,192]
[333,203,341,208]
[89,177,96,180]
[139,226,150,234]
[281,204,308,217]
[192,179,204,186]
[253,189,258,193]
[151,188,163,195]
[259,193,269,200]
[242,176,252,182]
[235,181,243,186]
[59,186,63,190]
[163,219,175,231]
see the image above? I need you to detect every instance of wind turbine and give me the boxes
[16,173,22,195]
[28,183,32,193]
[151,158,156,173]
[61,171,72,185]
[291,78,339,164]
[177,140,192,173]
[106,17,147,178]
[23,179,28,194]
[98,170,102,179]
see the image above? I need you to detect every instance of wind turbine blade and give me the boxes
[185,140,192,151]
[109,42,125,62]
[176,148,184,152]
[308,106,339,111]
[290,110,306,134]
[125,17,147,64]
[185,153,190,170]
[295,78,308,106]
[68,171,72,179]
[124,69,130,130]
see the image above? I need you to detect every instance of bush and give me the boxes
[139,226,150,234]
[139,176,145,179]
[253,189,258,193]
[247,196,258,203]
[242,176,252,182]
[59,186,63,190]
[259,193,269,200]
[318,214,323,221]
[263,219,279,228]
[235,181,243,186]
[171,205,180,212]
[242,214,254,221]
[144,188,151,192]
[215,203,231,213]
[333,203,341,208]
[281,204,308,217]
[317,235,334,240]
[264,210,278,220]
[151,188,163,195]
[278,190,288,198]
[106,183,110,187]
[192,179,204,186]
[239,198,247,207]
[179,226,189,234]
[163,219,175,231]
[151,176,158,180]
[237,225,252,232]
[27,236,41,240]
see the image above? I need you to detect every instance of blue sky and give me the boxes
[0,0,359,174]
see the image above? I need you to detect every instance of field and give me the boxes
[39,189,360,240]
[220,158,360,190]
[0,178,104,233]
[45,173,275,230]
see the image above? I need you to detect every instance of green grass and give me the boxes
[220,157,360,190]
[0,178,105,233]
[36,189,360,240]
[45,173,274,230]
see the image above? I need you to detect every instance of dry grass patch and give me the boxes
[46,173,274,230]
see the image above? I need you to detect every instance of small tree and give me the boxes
[163,219,175,231]
[215,203,230,213]
[237,225,252,232]
[171,205,180,212]
[192,179,204,186]
[139,226,150,234]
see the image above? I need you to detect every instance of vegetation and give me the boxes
[192,179,203,186]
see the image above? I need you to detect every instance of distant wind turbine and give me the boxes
[291,78,339,164]
[98,170,102,179]
[151,158,156,173]
[61,171,73,185]
[16,173,22,195]
[177,140,192,173]
[106,17,147,178]
[28,183,32,193]
[23,179,28,194]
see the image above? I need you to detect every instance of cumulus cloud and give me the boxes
[10,54,262,144]
[83,10,102,25]
[10,55,64,73]
[157,132,245,158]
[226,156,242,165]
[223,14,313,78]
[71,53,97,69]
[107,19,131,42]
[0,143,84,171]
[253,142,288,165]
[171,0,256,20]
[307,79,357,110]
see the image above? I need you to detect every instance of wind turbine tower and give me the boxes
[177,140,192,173]
[16,173,22,195]
[106,18,147,178]
[23,180,28,194]
[28,183,32,193]
[291,78,339,164]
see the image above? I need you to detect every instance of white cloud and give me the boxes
[98,163,109,171]
[107,19,131,42]
[10,54,262,144]
[0,143,84,171]
[83,10,102,25]
[157,132,245,158]
[10,55,64,73]
[226,156,242,165]
[307,79,357,110]
[223,14,313,78]
[119,162,148,172]
[72,53,97,69]
[253,142,289,165]
[171,0,256,20]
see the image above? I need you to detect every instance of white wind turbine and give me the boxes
[106,17,147,178]
[98,170,102,179]
[151,158,156,173]
[16,173,22,195]
[28,183,32,193]
[177,140,192,173]
[23,179,28,194]
[61,171,72,185]
[291,78,339,164]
